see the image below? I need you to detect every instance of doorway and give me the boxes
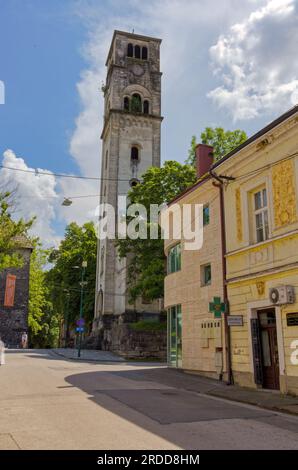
[168,305,182,368]
[258,309,280,390]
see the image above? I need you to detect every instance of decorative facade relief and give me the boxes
[249,247,270,265]
[256,280,265,296]
[272,160,297,227]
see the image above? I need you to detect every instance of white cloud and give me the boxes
[0,150,60,247]
[208,0,298,121]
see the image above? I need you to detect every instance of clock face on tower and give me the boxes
[132,64,144,77]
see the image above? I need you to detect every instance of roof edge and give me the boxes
[212,104,298,170]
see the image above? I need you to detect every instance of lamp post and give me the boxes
[77,261,87,358]
[64,290,71,348]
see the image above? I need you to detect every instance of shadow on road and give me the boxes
[63,365,282,449]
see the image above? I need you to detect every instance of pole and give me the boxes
[64,293,70,348]
[78,261,87,358]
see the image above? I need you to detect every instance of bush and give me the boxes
[129,320,167,332]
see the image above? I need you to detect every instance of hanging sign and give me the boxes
[4,274,16,307]
[209,297,226,319]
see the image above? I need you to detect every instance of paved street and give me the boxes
[0,350,298,450]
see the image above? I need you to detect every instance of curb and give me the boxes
[208,390,298,417]
[50,349,125,363]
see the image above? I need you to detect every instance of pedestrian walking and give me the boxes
[0,337,5,365]
[21,332,28,349]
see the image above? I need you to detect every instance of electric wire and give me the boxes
[0,164,140,183]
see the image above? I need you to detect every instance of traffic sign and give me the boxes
[76,318,85,327]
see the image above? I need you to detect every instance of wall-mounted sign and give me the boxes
[4,274,16,307]
[227,315,243,327]
[286,313,298,327]
[209,297,226,319]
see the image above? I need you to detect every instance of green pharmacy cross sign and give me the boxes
[209,297,226,319]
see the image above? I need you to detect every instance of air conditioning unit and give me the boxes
[269,286,295,305]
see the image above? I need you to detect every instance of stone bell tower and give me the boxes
[93,31,163,339]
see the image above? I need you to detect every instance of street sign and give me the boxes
[76,318,85,327]
[227,315,243,327]
[76,327,84,333]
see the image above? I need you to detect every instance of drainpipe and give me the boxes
[210,170,234,385]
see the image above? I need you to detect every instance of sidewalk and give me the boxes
[208,383,298,416]
[177,370,298,417]
[52,348,125,362]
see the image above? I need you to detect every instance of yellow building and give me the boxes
[213,105,298,394]
[164,145,229,379]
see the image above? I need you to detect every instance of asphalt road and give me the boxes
[0,349,298,450]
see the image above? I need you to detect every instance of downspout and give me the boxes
[210,170,234,385]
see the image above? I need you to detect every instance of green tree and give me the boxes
[0,192,34,270]
[28,243,57,347]
[46,222,97,336]
[117,161,196,302]
[187,127,247,165]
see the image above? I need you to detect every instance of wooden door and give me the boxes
[258,310,280,390]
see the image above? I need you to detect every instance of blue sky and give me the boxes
[0,0,297,244]
[0,0,84,174]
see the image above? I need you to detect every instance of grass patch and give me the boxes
[129,320,167,332]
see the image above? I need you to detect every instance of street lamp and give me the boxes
[63,290,71,348]
[74,261,88,358]
[62,198,73,206]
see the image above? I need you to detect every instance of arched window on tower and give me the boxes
[131,146,139,163]
[134,45,141,59]
[131,93,142,113]
[124,96,130,111]
[127,43,133,57]
[142,47,148,60]
[143,100,149,115]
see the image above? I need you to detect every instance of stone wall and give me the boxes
[87,311,167,360]
[0,248,32,347]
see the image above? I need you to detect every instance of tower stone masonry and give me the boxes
[91,31,164,357]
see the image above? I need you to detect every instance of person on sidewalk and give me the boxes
[21,331,28,349]
[0,337,5,365]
